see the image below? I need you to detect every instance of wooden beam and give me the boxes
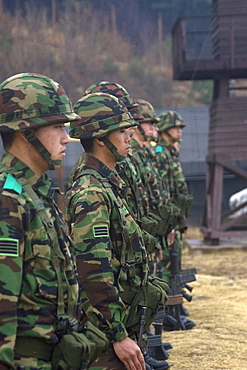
[217,159,247,181]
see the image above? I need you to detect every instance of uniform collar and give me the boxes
[2,151,60,198]
[83,154,124,189]
[158,139,173,151]
[130,138,142,150]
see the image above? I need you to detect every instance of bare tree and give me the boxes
[0,0,3,34]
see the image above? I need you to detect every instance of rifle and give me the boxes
[180,268,197,300]
[138,306,147,350]
[165,241,196,330]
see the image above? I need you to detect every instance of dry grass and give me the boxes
[0,5,200,107]
[159,229,247,370]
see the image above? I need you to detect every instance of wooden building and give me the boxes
[172,0,247,244]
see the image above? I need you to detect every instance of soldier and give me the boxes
[67,81,147,222]
[155,110,195,331]
[78,86,172,370]
[127,99,180,368]
[0,73,81,369]
[65,92,169,370]
[129,100,179,268]
[82,82,161,265]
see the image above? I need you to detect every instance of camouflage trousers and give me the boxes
[89,346,126,370]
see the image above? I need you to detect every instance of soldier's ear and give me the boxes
[18,131,29,143]
[95,138,105,147]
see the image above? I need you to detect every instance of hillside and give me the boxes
[0,2,212,107]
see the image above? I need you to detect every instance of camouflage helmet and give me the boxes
[70,92,137,140]
[0,72,79,132]
[157,110,185,132]
[134,98,160,124]
[129,104,145,121]
[84,81,138,110]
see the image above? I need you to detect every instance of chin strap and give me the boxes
[100,136,126,162]
[24,130,62,170]
[165,130,181,143]
[138,125,149,142]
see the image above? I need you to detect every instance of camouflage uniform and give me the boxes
[65,93,161,370]
[155,111,195,331]
[129,102,179,282]
[155,139,174,199]
[65,154,148,337]
[0,73,80,370]
[172,146,189,195]
[129,138,164,211]
[82,82,158,264]
[155,111,190,263]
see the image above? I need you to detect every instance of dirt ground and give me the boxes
[159,228,247,370]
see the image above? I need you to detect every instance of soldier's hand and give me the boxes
[113,337,145,370]
[168,229,175,245]
[157,248,163,261]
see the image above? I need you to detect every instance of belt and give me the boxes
[15,337,55,361]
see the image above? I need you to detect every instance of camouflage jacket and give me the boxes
[0,152,80,368]
[116,157,149,220]
[68,152,149,221]
[155,139,176,197]
[129,138,164,211]
[65,154,149,343]
[155,140,188,197]
[171,147,188,195]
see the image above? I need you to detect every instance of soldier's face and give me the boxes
[168,127,182,141]
[140,122,153,138]
[35,124,70,169]
[108,128,131,157]
[151,125,158,139]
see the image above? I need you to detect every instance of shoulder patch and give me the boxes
[93,225,109,238]
[0,238,19,257]
[3,174,22,194]
[155,145,163,153]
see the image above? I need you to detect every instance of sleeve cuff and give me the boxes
[105,323,128,343]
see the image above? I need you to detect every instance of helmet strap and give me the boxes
[24,131,62,170]
[150,136,158,143]
[138,125,149,141]
[165,130,181,143]
[100,136,126,162]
